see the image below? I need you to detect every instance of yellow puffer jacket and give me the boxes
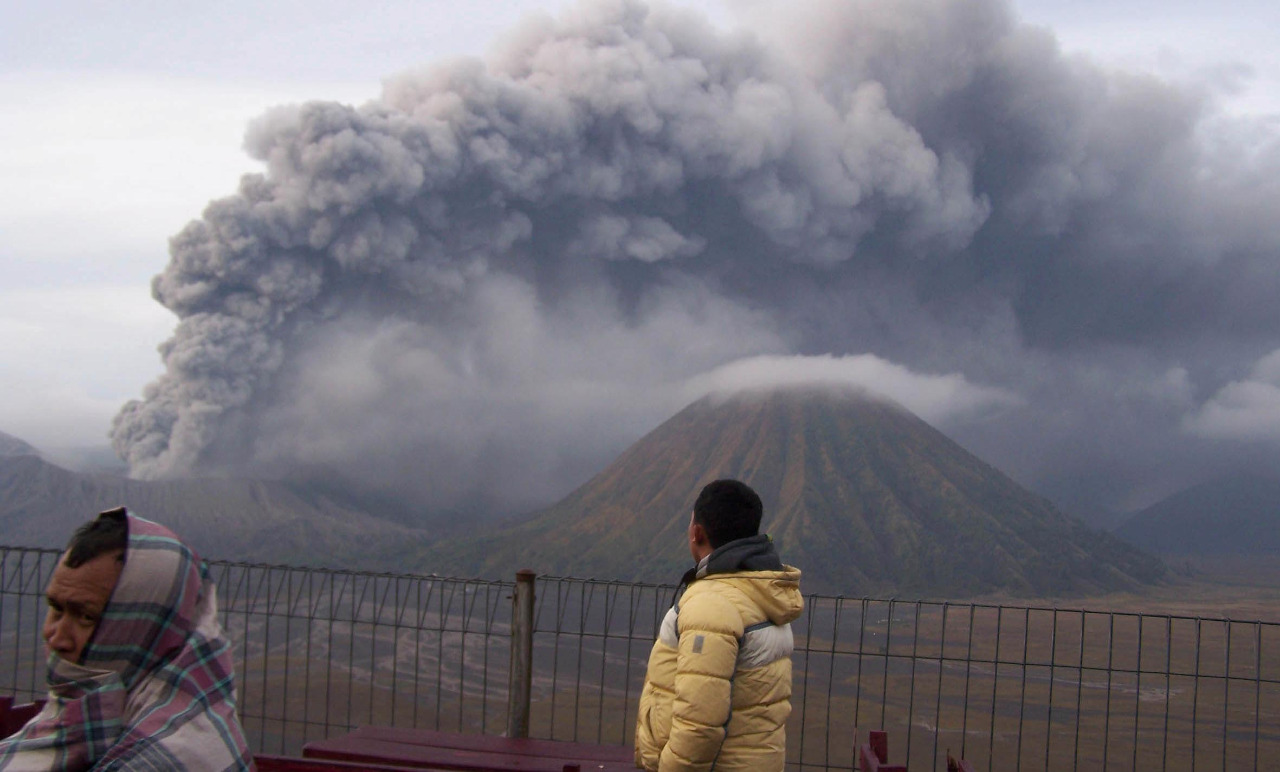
[634,565,803,772]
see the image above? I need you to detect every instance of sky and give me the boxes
[2,0,1278,522]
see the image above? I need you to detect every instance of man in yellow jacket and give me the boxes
[635,479,803,772]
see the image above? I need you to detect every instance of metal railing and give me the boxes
[3,546,1277,770]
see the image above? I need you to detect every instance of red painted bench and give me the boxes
[0,696,45,739]
[303,726,635,772]
[9,697,637,771]
[855,730,979,772]
[256,755,427,772]
[256,754,433,771]
[858,730,907,772]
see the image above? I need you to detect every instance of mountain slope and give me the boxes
[0,453,432,567]
[1115,475,1280,556]
[0,430,40,458]
[422,386,1164,596]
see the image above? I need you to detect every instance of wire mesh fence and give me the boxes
[3,545,1277,770]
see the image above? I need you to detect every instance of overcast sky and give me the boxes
[2,0,1277,520]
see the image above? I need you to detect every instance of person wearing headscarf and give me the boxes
[0,507,253,771]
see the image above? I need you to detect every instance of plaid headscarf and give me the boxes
[0,510,253,770]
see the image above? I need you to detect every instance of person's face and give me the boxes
[43,550,123,663]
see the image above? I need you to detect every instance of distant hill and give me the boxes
[0,430,40,458]
[0,453,432,567]
[42,444,129,475]
[420,386,1164,597]
[1114,475,1280,556]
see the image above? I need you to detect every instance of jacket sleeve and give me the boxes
[658,590,743,772]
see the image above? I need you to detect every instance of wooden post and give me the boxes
[507,569,536,738]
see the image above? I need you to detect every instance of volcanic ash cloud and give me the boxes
[112,0,1280,518]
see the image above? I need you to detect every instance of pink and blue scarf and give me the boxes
[0,511,252,770]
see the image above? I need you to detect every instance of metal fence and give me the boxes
[3,545,1277,771]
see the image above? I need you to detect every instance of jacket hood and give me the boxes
[681,534,803,626]
[718,564,804,626]
[700,533,785,576]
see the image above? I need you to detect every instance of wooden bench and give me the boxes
[0,696,45,739]
[856,730,979,772]
[303,727,635,772]
[256,754,425,772]
[9,698,633,771]
[858,730,907,772]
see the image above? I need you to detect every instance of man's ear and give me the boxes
[690,522,710,548]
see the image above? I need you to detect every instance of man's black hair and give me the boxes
[693,479,763,549]
[64,507,128,568]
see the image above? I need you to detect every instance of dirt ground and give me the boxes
[975,555,1280,621]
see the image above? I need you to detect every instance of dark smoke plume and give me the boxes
[113,0,1280,520]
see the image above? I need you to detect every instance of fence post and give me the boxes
[507,569,536,738]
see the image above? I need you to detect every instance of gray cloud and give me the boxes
[1185,349,1280,442]
[681,354,1021,424]
[113,0,1280,521]
[569,214,706,262]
